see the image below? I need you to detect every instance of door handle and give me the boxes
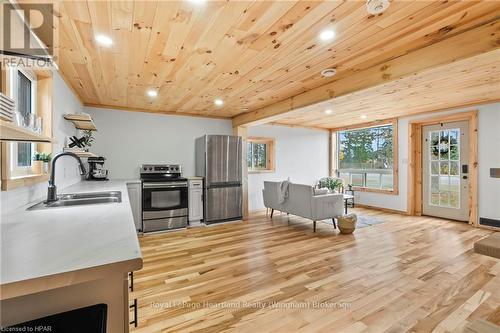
[462,176,468,180]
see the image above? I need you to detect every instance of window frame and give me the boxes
[247,137,276,174]
[333,118,399,195]
[8,67,37,177]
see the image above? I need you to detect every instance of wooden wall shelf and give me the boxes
[74,151,97,158]
[63,114,97,131]
[0,120,53,143]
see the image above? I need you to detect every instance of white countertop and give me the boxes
[0,180,143,299]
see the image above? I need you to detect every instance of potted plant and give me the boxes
[319,177,343,193]
[82,130,94,149]
[34,152,52,174]
[32,152,41,172]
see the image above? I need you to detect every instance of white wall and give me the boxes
[354,103,500,221]
[0,72,82,213]
[84,107,232,179]
[248,125,329,211]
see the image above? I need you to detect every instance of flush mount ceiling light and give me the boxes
[360,114,368,119]
[366,0,390,15]
[188,0,206,4]
[147,90,158,97]
[95,34,113,46]
[214,98,224,106]
[321,68,337,78]
[319,29,336,41]
[324,109,333,115]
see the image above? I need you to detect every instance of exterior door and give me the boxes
[422,121,469,221]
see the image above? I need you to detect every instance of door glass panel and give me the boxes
[440,161,449,174]
[431,162,439,175]
[430,146,439,160]
[429,129,460,209]
[431,193,439,205]
[439,192,449,206]
[430,132,439,146]
[450,161,459,175]
[449,130,459,145]
[439,176,449,191]
[450,176,460,192]
[431,176,439,192]
[450,145,459,160]
[450,192,460,208]
[439,147,449,160]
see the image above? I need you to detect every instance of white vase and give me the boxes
[42,162,49,175]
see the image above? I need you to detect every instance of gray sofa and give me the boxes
[262,181,344,232]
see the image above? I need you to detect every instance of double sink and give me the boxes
[28,191,122,210]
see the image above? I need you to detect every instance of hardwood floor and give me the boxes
[130,208,500,333]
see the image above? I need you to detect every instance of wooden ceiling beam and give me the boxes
[232,19,500,127]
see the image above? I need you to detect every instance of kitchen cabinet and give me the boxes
[188,178,203,223]
[127,182,142,231]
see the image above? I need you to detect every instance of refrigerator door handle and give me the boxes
[207,182,241,188]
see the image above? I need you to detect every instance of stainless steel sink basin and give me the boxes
[27,191,122,210]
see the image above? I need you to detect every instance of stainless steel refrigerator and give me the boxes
[195,135,242,224]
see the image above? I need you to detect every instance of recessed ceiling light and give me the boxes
[324,109,333,115]
[321,68,337,77]
[188,0,206,4]
[147,90,158,97]
[360,115,368,119]
[319,29,336,41]
[95,34,113,46]
[214,98,224,106]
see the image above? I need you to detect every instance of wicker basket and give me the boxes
[338,213,357,234]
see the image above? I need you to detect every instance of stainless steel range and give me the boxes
[140,164,188,232]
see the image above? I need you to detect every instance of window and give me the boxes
[247,137,275,173]
[9,68,37,176]
[17,71,33,167]
[336,120,398,193]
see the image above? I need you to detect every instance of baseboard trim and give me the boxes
[354,203,408,215]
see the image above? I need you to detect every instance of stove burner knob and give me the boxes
[143,167,147,171]
[170,167,175,171]
[175,167,179,171]
[149,167,153,171]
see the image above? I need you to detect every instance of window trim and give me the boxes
[247,136,276,174]
[333,118,399,195]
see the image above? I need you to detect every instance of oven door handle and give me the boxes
[143,182,188,189]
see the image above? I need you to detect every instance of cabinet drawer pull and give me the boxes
[129,298,138,327]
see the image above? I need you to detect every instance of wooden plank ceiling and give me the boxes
[274,48,500,129]
[34,0,500,125]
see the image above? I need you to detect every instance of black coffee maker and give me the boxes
[87,156,109,181]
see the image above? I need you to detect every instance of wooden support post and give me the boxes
[329,130,337,177]
[233,125,249,220]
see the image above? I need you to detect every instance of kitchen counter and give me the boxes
[186,176,203,180]
[0,180,143,300]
